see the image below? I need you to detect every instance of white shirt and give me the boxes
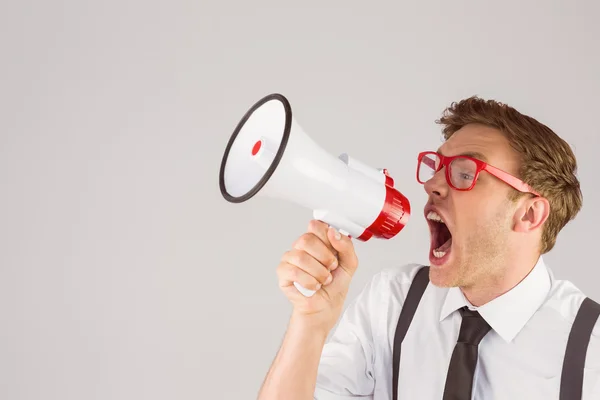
[314,257,600,399]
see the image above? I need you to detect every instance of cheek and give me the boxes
[455,199,498,234]
[455,195,486,218]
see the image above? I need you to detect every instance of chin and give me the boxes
[429,270,460,288]
[428,253,462,288]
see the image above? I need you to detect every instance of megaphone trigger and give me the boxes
[338,228,350,237]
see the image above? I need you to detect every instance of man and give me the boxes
[256,97,599,399]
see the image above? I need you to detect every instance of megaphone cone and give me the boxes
[219,93,410,296]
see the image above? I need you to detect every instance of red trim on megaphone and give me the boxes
[382,168,394,187]
[385,175,394,187]
[357,181,410,241]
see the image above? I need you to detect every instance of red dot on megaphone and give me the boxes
[252,140,262,156]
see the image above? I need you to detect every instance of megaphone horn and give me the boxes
[219,93,410,296]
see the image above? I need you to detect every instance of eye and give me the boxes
[450,158,477,182]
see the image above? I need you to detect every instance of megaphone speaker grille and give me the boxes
[219,93,292,203]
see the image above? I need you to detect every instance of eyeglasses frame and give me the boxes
[416,151,540,196]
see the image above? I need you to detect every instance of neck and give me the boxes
[460,250,540,307]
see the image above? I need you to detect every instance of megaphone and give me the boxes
[219,93,410,297]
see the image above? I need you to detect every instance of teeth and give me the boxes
[433,249,447,258]
[427,211,445,224]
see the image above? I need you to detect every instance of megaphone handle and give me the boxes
[293,226,348,297]
[293,281,317,297]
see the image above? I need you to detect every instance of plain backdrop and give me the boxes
[1,1,599,399]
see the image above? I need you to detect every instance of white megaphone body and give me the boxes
[219,93,410,297]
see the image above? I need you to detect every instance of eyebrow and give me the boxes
[436,149,488,162]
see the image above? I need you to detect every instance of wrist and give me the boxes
[289,310,333,340]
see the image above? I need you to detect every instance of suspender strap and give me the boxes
[392,266,430,400]
[391,268,599,400]
[560,297,600,400]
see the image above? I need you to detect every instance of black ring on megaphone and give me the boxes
[219,93,292,203]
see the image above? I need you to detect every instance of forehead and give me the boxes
[437,124,519,170]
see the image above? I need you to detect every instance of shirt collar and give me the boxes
[439,256,552,343]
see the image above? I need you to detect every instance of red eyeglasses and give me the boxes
[416,151,540,196]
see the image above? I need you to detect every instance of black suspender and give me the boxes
[392,265,600,400]
[392,266,430,400]
[560,297,600,400]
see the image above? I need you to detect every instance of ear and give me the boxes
[513,196,550,233]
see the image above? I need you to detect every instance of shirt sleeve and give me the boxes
[313,272,384,400]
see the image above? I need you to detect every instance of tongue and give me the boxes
[437,237,452,252]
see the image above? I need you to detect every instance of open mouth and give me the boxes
[427,211,453,261]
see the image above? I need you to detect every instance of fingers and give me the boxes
[307,220,337,256]
[277,261,324,292]
[302,219,358,276]
[326,225,359,277]
[277,220,359,299]
[292,229,339,272]
[279,249,334,287]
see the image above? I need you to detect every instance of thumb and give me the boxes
[327,227,359,278]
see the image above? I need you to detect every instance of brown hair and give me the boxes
[436,96,582,254]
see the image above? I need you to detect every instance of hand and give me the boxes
[276,220,359,333]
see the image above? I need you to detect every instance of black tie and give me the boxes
[442,307,492,400]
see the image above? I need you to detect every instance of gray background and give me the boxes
[1,1,599,399]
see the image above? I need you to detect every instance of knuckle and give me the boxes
[277,260,291,273]
[294,233,313,250]
[290,249,308,268]
[289,266,301,282]
[319,270,333,285]
[280,263,299,281]
[281,250,293,263]
[306,274,321,289]
[296,269,319,288]
[327,254,339,269]
[277,261,292,278]
[308,280,321,290]
[312,263,329,282]
[307,219,325,233]
[326,247,337,261]
[317,248,335,268]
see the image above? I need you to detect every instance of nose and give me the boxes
[423,168,449,198]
